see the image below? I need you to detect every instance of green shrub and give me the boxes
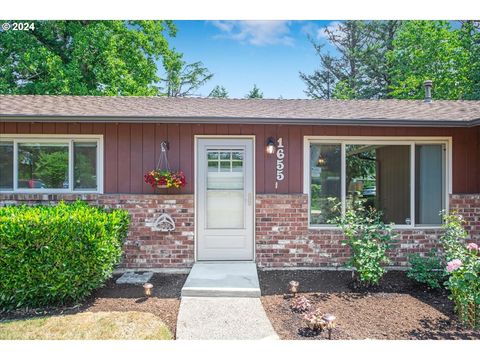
[0,201,130,310]
[440,212,480,329]
[331,199,396,286]
[407,249,447,289]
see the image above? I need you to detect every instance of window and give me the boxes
[306,138,449,227]
[0,136,103,193]
[206,150,245,229]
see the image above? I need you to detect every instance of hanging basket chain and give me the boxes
[157,141,171,171]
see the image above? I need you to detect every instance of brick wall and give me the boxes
[0,194,195,269]
[450,194,480,241]
[1,193,479,269]
[255,193,480,268]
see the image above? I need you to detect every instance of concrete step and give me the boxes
[181,262,261,298]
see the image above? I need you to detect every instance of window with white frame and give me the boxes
[0,136,103,193]
[305,138,449,227]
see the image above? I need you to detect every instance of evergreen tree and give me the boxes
[209,85,229,98]
[245,84,263,98]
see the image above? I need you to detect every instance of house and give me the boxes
[1,92,479,270]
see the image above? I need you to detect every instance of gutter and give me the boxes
[0,114,478,127]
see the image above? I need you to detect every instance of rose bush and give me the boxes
[440,212,480,329]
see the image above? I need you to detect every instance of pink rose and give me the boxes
[446,259,462,272]
[466,243,479,251]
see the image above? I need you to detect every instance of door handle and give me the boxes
[248,192,252,206]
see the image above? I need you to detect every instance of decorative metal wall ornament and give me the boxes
[152,213,176,232]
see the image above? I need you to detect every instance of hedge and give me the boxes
[0,201,130,310]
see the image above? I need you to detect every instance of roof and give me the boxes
[1,95,480,127]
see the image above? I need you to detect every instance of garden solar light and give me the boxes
[143,283,153,297]
[289,280,299,296]
[322,313,336,339]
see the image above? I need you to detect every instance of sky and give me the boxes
[163,20,338,99]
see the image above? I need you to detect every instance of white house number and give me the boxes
[275,138,285,188]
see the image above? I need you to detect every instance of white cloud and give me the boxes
[210,20,294,46]
[316,21,343,40]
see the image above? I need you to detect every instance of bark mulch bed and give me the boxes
[0,273,187,339]
[259,270,480,340]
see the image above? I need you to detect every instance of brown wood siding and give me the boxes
[1,122,479,194]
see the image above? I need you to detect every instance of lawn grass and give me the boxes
[0,311,173,340]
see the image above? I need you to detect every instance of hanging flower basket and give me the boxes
[144,169,186,189]
[145,141,187,189]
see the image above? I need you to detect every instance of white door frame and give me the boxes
[194,135,256,262]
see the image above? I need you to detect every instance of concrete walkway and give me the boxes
[177,262,279,340]
[176,297,279,340]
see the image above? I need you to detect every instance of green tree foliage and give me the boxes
[159,49,213,97]
[209,85,229,98]
[459,21,480,99]
[360,20,403,99]
[388,21,473,99]
[299,21,367,99]
[300,21,402,99]
[0,20,176,95]
[302,20,480,100]
[245,84,263,99]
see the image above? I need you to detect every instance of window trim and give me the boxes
[303,136,452,229]
[0,134,104,194]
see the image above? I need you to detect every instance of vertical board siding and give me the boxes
[1,122,478,194]
[254,124,265,194]
[288,125,302,193]
[452,127,467,194]
[42,123,56,134]
[179,124,193,193]
[117,124,131,193]
[4,122,16,133]
[55,123,68,134]
[68,123,81,134]
[142,123,155,194]
[16,123,30,133]
[130,124,143,193]
[80,123,93,134]
[104,124,118,193]
[30,123,43,134]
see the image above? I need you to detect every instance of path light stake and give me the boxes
[322,313,336,339]
[289,280,299,297]
[143,283,153,297]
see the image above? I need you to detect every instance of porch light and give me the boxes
[322,313,336,339]
[266,137,276,154]
[143,283,153,297]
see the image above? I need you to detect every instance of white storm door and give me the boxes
[197,138,254,261]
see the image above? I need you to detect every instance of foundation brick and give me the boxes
[255,193,480,268]
[1,192,479,269]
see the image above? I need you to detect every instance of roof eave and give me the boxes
[0,114,477,127]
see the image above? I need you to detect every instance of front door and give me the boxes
[197,138,254,261]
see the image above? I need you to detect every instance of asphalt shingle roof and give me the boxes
[1,95,479,125]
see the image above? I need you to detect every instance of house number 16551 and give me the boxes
[276,138,285,185]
